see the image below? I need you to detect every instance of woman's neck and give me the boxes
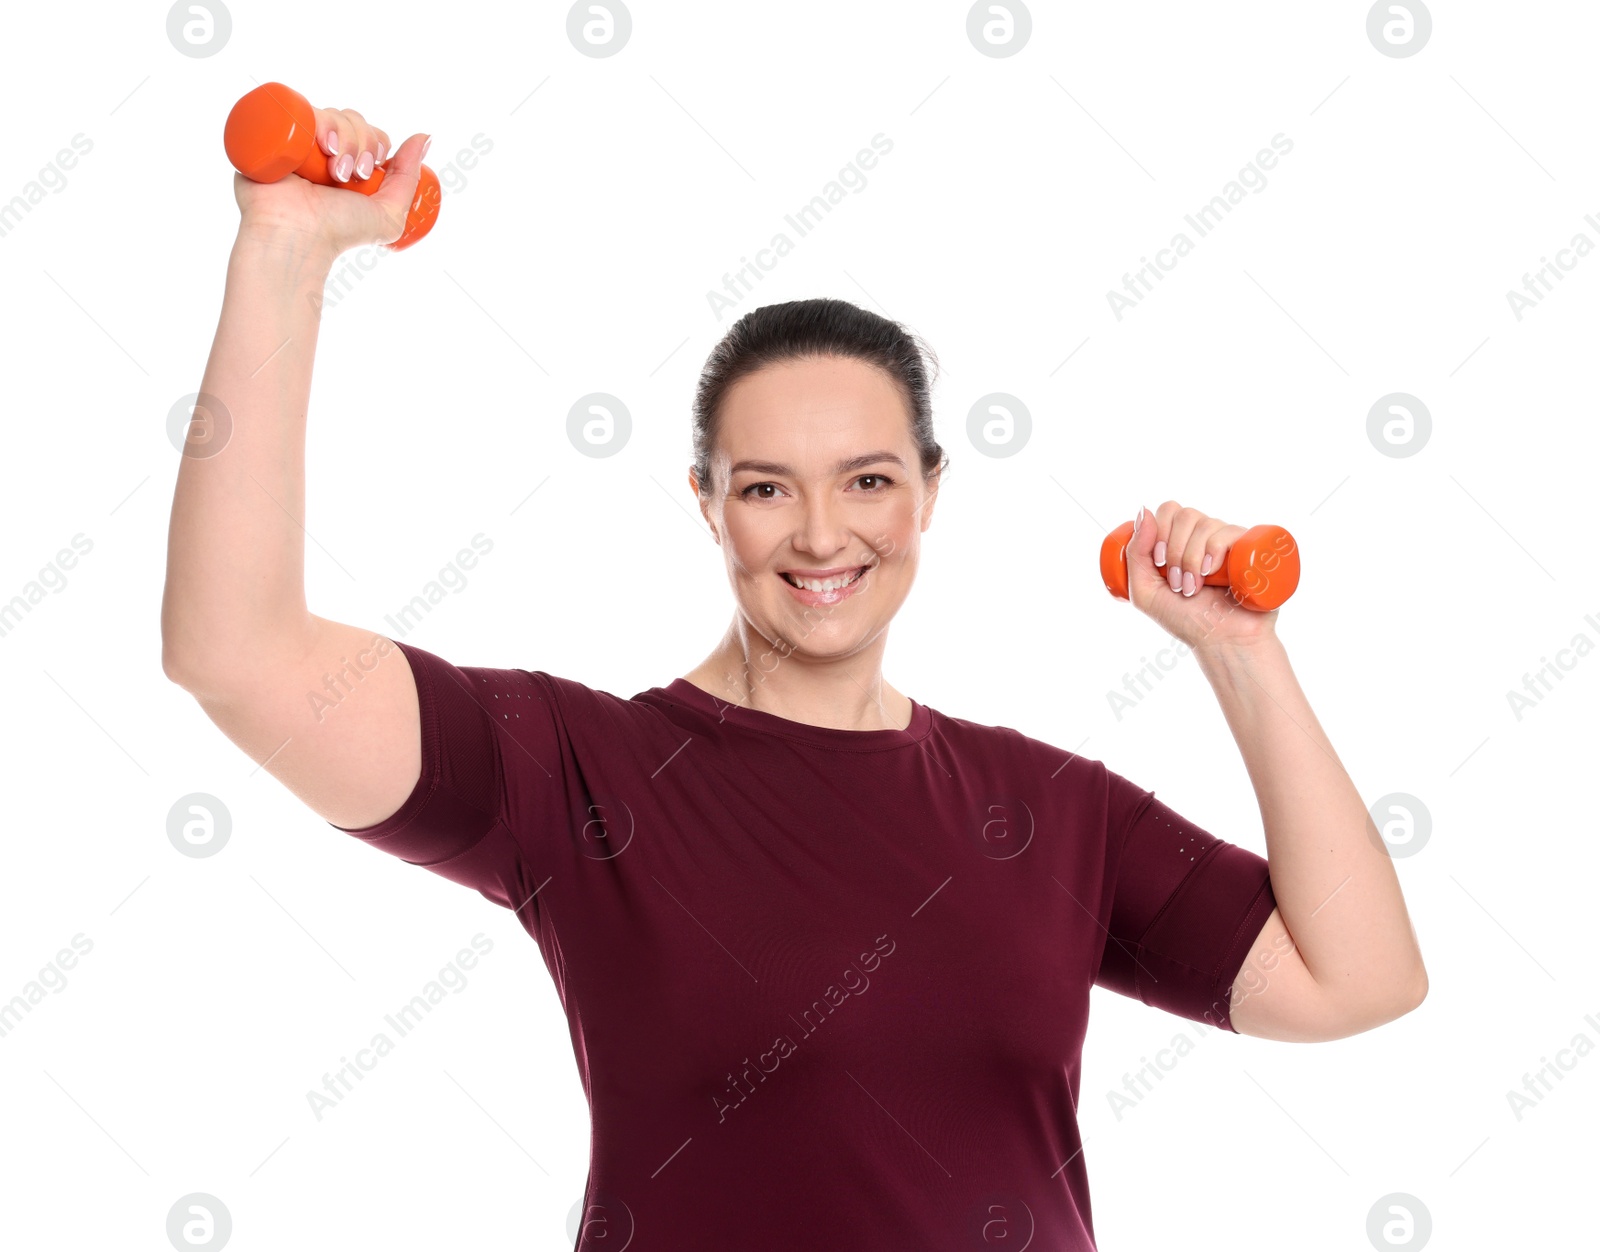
[680,640,913,733]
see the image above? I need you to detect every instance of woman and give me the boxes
[162,105,1428,1250]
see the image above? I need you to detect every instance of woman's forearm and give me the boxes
[161,228,336,685]
[1194,633,1427,1015]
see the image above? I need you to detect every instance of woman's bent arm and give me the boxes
[160,224,424,831]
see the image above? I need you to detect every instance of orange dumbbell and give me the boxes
[223,81,441,251]
[1099,520,1300,611]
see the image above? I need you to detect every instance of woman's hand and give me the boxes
[232,104,430,259]
[1124,500,1279,651]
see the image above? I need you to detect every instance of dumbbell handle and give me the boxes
[223,82,441,251]
[1099,520,1300,611]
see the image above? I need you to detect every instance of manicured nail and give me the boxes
[1168,563,1183,592]
[355,150,375,179]
[1183,570,1196,596]
[1153,540,1166,566]
[326,129,340,155]
[1201,553,1213,575]
[375,140,387,163]
[334,152,354,182]
[421,134,433,159]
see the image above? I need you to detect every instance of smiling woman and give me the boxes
[677,299,950,729]
[163,154,1423,1251]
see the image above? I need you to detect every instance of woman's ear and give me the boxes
[690,468,721,544]
[918,470,940,531]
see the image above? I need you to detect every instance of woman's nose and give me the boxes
[795,498,849,554]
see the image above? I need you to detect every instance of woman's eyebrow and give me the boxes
[729,451,908,476]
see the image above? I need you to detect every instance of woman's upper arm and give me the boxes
[179,615,433,831]
[1226,905,1334,1041]
[1229,905,1426,1042]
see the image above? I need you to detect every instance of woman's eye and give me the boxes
[740,475,893,500]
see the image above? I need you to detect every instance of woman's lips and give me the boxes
[779,565,869,607]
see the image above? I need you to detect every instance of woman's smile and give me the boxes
[778,563,870,606]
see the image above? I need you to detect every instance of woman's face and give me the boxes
[695,354,939,663]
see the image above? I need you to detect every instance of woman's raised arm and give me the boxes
[160,106,437,831]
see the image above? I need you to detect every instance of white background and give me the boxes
[0,1,1593,1248]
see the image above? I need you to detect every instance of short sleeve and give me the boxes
[328,640,552,912]
[1093,776,1278,1033]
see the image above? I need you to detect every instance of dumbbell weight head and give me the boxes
[390,165,441,252]
[1225,523,1299,610]
[224,82,330,183]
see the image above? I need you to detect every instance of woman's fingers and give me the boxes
[1149,500,1179,568]
[312,108,389,183]
[1155,504,1197,587]
[313,108,354,182]
[342,111,392,179]
[1188,523,1241,585]
[1145,502,1235,597]
[1175,521,1216,591]
[312,107,337,157]
[341,109,378,179]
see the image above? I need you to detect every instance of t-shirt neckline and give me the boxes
[654,677,933,750]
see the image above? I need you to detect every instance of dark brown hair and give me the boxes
[690,297,948,497]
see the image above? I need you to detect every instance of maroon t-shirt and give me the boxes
[333,641,1277,1250]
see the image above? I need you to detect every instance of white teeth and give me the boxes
[786,567,865,592]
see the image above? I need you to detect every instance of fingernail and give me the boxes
[355,150,375,179]
[1200,553,1213,575]
[375,140,387,163]
[1183,570,1196,596]
[326,129,340,155]
[1132,507,1142,536]
[421,134,433,159]
[334,152,354,182]
[1153,540,1166,566]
